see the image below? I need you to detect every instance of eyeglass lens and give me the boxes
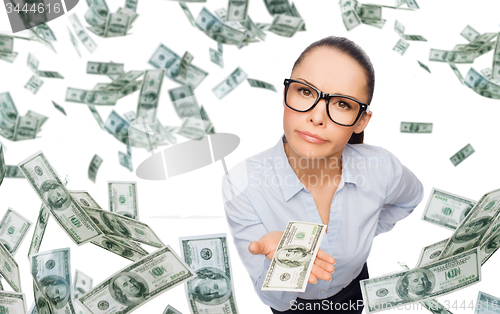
[286,81,361,125]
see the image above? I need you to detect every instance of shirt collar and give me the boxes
[273,133,359,202]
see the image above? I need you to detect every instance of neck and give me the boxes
[284,142,343,190]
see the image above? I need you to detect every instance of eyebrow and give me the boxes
[295,77,363,102]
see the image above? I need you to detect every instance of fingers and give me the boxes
[308,272,318,284]
[316,249,335,265]
[311,263,333,282]
[248,241,263,255]
[314,258,335,274]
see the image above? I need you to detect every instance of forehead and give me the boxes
[291,47,368,102]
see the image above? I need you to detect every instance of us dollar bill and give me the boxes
[26,111,47,128]
[148,44,208,88]
[464,68,500,100]
[37,71,64,79]
[18,151,103,245]
[13,116,40,141]
[264,0,292,15]
[88,154,103,183]
[401,122,432,133]
[340,0,361,31]
[450,144,475,166]
[417,61,431,73]
[164,305,182,314]
[491,33,500,80]
[65,88,118,106]
[393,39,409,55]
[462,33,497,51]
[168,85,200,119]
[177,117,208,140]
[91,235,148,261]
[73,269,93,314]
[0,240,21,292]
[78,245,195,314]
[25,75,44,94]
[0,143,5,186]
[268,14,303,37]
[27,53,39,74]
[70,191,102,209]
[421,188,476,230]
[212,67,248,99]
[68,26,82,58]
[0,36,14,53]
[227,0,248,21]
[460,25,480,42]
[119,151,133,172]
[437,188,500,260]
[247,78,276,92]
[102,71,144,92]
[108,181,138,219]
[0,291,27,314]
[361,247,481,313]
[33,278,54,314]
[69,14,98,53]
[52,101,67,116]
[178,51,194,80]
[180,233,239,314]
[87,62,124,75]
[475,291,500,314]
[31,248,76,314]
[0,207,32,255]
[0,91,18,130]
[415,238,449,267]
[28,176,70,259]
[429,49,475,63]
[81,206,163,248]
[398,262,454,314]
[478,210,500,265]
[262,221,326,292]
[136,70,165,124]
[104,12,131,37]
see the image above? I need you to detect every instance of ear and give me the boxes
[353,111,372,134]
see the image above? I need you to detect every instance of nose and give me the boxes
[307,96,329,126]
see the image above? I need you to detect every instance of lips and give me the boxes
[298,131,326,141]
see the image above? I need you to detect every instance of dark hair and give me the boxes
[291,36,375,144]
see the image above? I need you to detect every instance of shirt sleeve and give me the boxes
[221,172,300,311]
[375,149,424,237]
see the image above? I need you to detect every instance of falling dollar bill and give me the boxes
[66,88,119,106]
[393,39,409,55]
[0,207,32,255]
[108,181,138,219]
[168,85,201,119]
[164,304,183,314]
[136,70,165,124]
[247,78,277,92]
[437,188,500,260]
[460,25,480,42]
[212,67,248,99]
[268,14,304,37]
[0,143,5,186]
[262,221,326,292]
[178,51,194,80]
[87,62,125,75]
[12,116,40,141]
[361,247,480,313]
[25,75,44,94]
[421,188,476,231]
[339,0,361,31]
[119,151,133,171]
[475,291,500,314]
[69,14,98,53]
[0,240,21,292]
[31,248,76,314]
[88,154,103,183]
[0,36,14,53]
[491,33,500,80]
[73,269,93,314]
[450,143,475,166]
[0,291,27,314]
[400,122,432,133]
[52,101,67,116]
[180,233,239,314]
[18,151,103,245]
[429,49,475,63]
[91,235,148,261]
[417,61,431,73]
[70,191,102,209]
[81,206,163,248]
[78,245,195,314]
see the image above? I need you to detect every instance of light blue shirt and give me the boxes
[221,133,424,311]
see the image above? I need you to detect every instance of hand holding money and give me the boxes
[249,230,335,284]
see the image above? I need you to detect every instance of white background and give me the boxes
[1,0,500,313]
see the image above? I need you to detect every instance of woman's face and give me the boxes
[283,47,372,160]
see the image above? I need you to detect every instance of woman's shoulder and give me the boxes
[345,142,397,163]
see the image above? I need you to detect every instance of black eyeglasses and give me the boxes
[283,78,371,127]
